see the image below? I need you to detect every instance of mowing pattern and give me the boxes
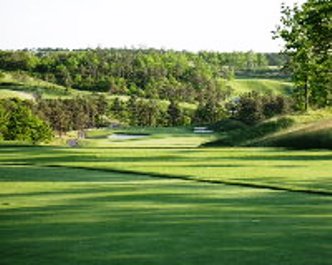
[1,164,332,265]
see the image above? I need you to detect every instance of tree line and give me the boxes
[0,92,292,144]
[0,49,283,103]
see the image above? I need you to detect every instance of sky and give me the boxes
[0,0,306,52]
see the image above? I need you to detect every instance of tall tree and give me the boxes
[273,0,332,110]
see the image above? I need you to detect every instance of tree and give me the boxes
[110,97,127,121]
[194,97,224,125]
[0,99,52,144]
[135,99,160,127]
[273,0,332,110]
[167,100,183,126]
[233,92,265,125]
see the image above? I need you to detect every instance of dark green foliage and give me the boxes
[167,101,183,126]
[0,98,52,143]
[194,98,225,125]
[0,49,276,102]
[110,97,128,121]
[134,99,161,127]
[274,0,332,109]
[233,92,265,125]
[210,119,248,132]
[0,51,38,71]
[262,94,292,118]
[231,92,292,125]
[36,95,108,136]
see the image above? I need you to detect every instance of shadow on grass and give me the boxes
[0,165,147,183]
[1,170,332,265]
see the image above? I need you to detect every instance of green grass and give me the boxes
[227,78,293,96]
[1,123,332,264]
[207,108,332,149]
[0,89,35,100]
[0,71,74,99]
[83,127,217,148]
[1,164,331,265]
[257,118,332,149]
[1,133,332,193]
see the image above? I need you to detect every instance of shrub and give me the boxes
[0,98,53,144]
[231,92,293,125]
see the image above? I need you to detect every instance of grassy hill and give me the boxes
[205,108,332,149]
[227,78,293,96]
[255,109,332,149]
[1,71,293,101]
[0,71,75,99]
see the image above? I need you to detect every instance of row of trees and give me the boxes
[36,95,108,136]
[274,0,331,110]
[110,96,223,127]
[0,91,293,143]
[0,49,282,102]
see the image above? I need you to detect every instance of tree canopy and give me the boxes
[273,0,331,110]
[0,49,282,102]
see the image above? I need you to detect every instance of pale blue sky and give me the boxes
[0,0,305,52]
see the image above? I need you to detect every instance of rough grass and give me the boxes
[207,108,332,150]
[0,89,35,100]
[0,71,74,99]
[257,119,332,149]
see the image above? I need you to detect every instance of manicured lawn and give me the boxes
[1,131,332,264]
[2,144,331,193]
[1,165,331,265]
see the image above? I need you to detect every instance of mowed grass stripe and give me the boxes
[0,146,331,194]
[6,163,331,197]
[1,165,332,265]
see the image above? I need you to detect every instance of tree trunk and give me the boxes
[304,76,309,111]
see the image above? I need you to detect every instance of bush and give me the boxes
[230,92,293,125]
[233,92,265,125]
[0,98,53,144]
[210,119,248,132]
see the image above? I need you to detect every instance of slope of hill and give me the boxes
[1,71,293,101]
[0,71,74,99]
[255,109,332,149]
[227,78,293,96]
[205,108,332,149]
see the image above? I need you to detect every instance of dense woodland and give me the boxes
[0,49,285,102]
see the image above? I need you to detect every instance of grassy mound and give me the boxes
[205,108,332,149]
[258,118,332,149]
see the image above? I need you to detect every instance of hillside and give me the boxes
[205,108,332,149]
[0,71,75,99]
[1,70,292,101]
[255,109,332,149]
[227,78,293,96]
